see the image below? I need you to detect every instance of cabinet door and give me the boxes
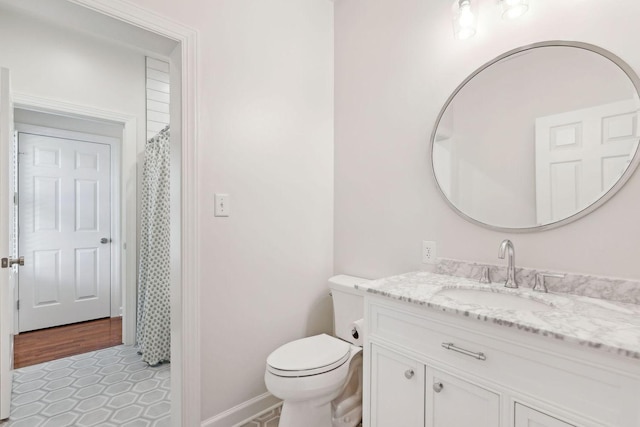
[370,344,425,427]
[515,403,575,427]
[426,368,500,427]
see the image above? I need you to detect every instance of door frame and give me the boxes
[11,1,200,424]
[14,95,137,343]
[14,121,122,332]
[68,2,201,426]
[0,67,15,420]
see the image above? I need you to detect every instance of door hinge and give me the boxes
[13,192,18,205]
[16,300,19,310]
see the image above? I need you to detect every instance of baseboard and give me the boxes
[201,392,282,427]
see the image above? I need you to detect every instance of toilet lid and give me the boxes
[267,334,350,377]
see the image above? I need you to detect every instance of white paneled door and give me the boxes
[18,132,111,332]
[0,67,16,419]
[535,99,639,224]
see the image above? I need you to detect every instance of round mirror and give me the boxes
[431,41,640,231]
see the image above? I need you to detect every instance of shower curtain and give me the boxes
[137,126,171,366]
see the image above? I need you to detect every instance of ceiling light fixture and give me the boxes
[452,0,477,40]
[500,0,529,20]
[452,0,530,40]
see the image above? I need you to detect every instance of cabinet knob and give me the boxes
[404,369,415,379]
[433,382,444,393]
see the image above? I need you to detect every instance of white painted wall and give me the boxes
[124,0,335,420]
[335,0,640,280]
[14,109,124,139]
[0,9,146,127]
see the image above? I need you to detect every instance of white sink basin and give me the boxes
[437,288,554,311]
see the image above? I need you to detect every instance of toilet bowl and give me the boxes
[264,275,368,427]
[265,334,362,427]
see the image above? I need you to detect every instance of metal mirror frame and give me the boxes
[430,40,640,232]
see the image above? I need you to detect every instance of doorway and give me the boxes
[0,0,199,425]
[11,111,125,368]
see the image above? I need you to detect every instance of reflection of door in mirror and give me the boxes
[431,42,640,231]
[535,99,640,224]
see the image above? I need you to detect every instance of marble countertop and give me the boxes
[355,271,640,360]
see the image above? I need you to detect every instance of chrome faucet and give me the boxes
[533,273,565,293]
[498,239,518,288]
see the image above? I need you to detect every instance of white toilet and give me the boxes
[265,275,368,427]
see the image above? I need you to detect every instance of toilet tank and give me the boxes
[329,275,369,344]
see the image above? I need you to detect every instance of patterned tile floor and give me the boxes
[240,406,363,427]
[3,345,170,426]
[239,405,281,427]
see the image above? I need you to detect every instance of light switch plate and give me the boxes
[214,193,230,217]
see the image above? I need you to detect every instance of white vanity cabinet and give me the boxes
[426,368,500,427]
[363,296,640,427]
[369,344,500,427]
[515,404,575,427]
[370,344,425,427]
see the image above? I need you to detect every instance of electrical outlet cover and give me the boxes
[422,241,436,264]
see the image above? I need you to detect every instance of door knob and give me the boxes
[1,256,24,268]
[100,238,111,244]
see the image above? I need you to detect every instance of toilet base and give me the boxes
[265,340,363,427]
[278,399,332,427]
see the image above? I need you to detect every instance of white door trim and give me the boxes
[64,1,200,426]
[0,67,15,419]
[15,122,122,324]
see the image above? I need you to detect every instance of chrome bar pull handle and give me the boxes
[442,342,486,361]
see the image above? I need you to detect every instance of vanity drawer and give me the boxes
[367,298,640,426]
[369,301,510,378]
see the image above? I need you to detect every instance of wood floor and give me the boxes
[13,317,123,369]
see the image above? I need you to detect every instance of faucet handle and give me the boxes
[533,273,565,293]
[478,266,491,284]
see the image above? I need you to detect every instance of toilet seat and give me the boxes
[267,334,350,377]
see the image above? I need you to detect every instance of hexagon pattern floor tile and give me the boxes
[239,406,281,427]
[239,406,362,427]
[4,345,170,426]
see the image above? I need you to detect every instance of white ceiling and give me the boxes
[0,0,178,57]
